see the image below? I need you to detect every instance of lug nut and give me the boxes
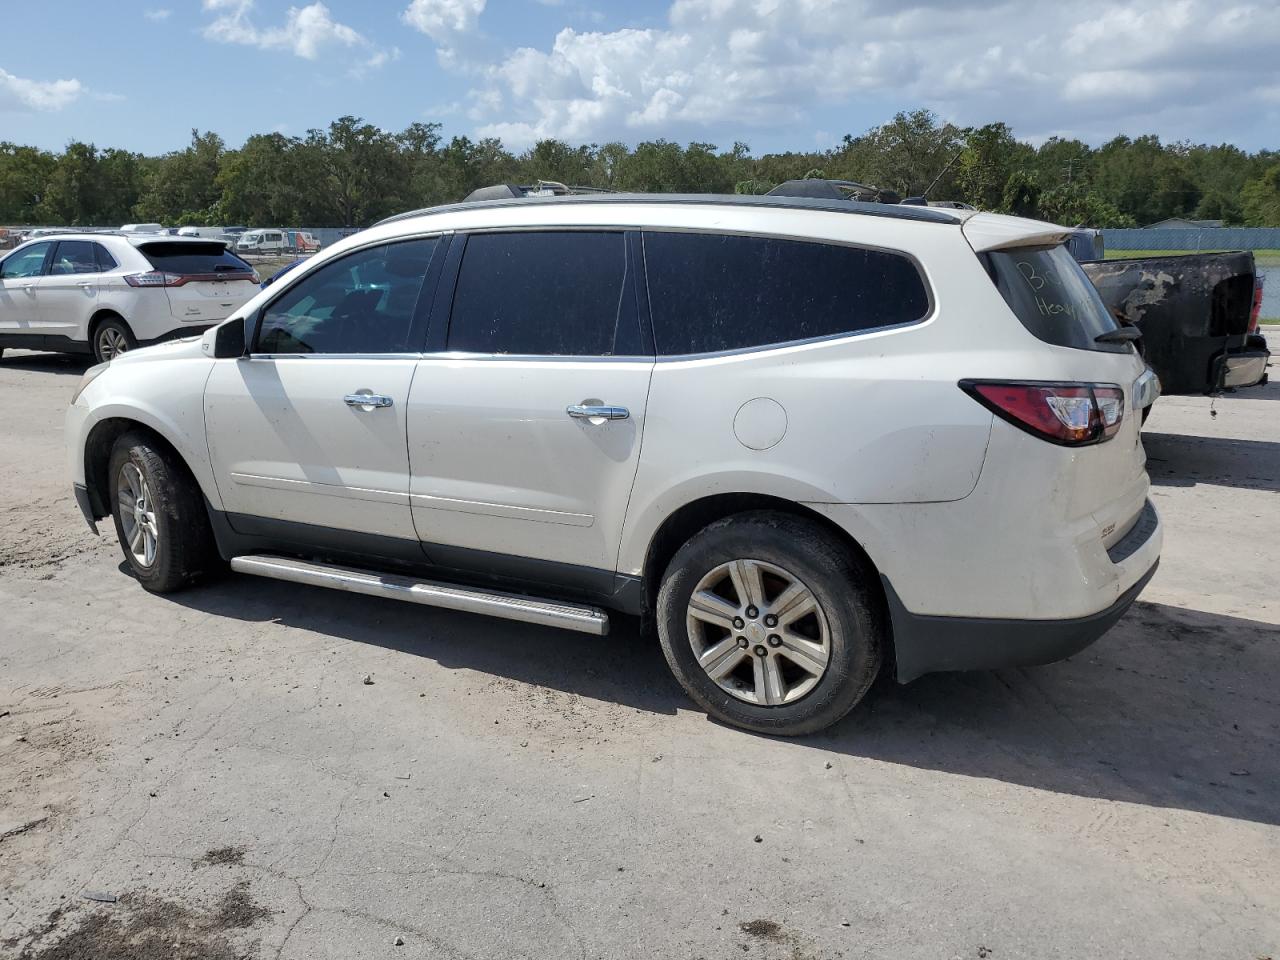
[733,616,745,629]
[754,645,768,657]
[746,605,759,619]
[764,614,778,628]
[737,636,748,648]
[767,635,781,647]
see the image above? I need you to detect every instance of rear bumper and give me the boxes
[1211,334,1269,390]
[139,324,213,349]
[887,559,1158,683]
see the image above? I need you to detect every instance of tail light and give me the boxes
[1249,275,1264,334]
[960,380,1125,446]
[125,270,257,287]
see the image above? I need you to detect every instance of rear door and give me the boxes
[0,242,53,334]
[407,230,653,586]
[35,240,106,339]
[204,237,442,551]
[135,240,259,326]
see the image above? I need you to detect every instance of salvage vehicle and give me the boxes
[66,193,1162,735]
[0,233,258,363]
[1079,252,1268,395]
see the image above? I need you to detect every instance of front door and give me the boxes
[204,237,441,550]
[0,241,53,335]
[408,230,654,583]
[36,240,104,339]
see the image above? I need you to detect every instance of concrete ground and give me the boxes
[1,338,1277,960]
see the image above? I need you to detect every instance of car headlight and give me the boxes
[71,362,110,405]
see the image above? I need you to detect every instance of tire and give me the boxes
[93,317,135,363]
[656,511,883,736]
[108,432,217,593]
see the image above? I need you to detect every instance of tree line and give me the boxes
[2,109,1278,229]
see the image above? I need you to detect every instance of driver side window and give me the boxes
[1,242,53,279]
[255,238,438,355]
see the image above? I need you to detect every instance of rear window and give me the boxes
[986,244,1125,353]
[138,242,252,275]
[643,231,930,356]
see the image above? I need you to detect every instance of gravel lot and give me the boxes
[1,338,1277,960]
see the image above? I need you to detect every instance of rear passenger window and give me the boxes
[49,241,100,275]
[447,232,639,356]
[643,232,930,355]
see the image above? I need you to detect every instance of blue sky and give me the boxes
[1,0,1276,156]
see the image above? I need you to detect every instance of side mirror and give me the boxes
[202,317,247,359]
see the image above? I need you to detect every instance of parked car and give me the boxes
[66,193,1162,735]
[235,229,288,256]
[120,223,166,235]
[260,258,307,288]
[0,234,258,363]
[1079,252,1269,395]
[286,230,321,253]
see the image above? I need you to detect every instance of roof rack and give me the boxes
[766,179,904,206]
[463,180,616,202]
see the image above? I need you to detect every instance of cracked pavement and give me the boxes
[1,341,1278,959]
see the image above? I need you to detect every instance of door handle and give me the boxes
[17,283,35,292]
[344,393,394,409]
[567,404,629,421]
[78,281,94,288]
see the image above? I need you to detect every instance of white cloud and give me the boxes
[457,0,1280,149]
[402,0,486,43]
[0,67,82,112]
[202,0,366,60]
[143,8,172,21]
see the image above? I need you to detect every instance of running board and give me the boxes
[229,555,609,636]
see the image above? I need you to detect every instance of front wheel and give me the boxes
[656,511,884,736]
[108,432,217,593]
[93,318,135,363]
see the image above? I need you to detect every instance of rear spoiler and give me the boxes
[962,213,1071,253]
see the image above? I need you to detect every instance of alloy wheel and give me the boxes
[118,462,159,568]
[685,558,831,706]
[98,327,129,360]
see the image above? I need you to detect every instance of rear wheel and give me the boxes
[656,511,883,736]
[93,317,135,363]
[108,432,217,593]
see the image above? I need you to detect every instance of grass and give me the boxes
[1105,248,1280,266]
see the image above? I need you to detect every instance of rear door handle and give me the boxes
[344,393,394,409]
[567,404,629,421]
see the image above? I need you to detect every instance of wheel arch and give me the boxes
[637,492,894,673]
[88,308,131,341]
[82,417,207,520]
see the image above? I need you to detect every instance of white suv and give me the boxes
[0,233,258,363]
[65,194,1162,735]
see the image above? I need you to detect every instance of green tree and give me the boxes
[1241,165,1280,226]
[0,143,57,222]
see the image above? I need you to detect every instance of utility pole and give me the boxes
[1064,156,1085,184]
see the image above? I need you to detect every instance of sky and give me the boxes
[0,0,1276,157]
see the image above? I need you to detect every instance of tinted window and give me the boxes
[1,242,52,279]
[447,232,637,356]
[987,245,1123,353]
[256,238,437,355]
[95,244,118,272]
[49,241,101,275]
[138,242,253,275]
[644,232,930,355]
[645,232,926,358]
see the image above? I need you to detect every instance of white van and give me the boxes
[120,223,166,235]
[235,230,288,255]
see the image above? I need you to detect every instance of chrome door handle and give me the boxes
[344,393,394,409]
[78,281,94,288]
[567,404,629,421]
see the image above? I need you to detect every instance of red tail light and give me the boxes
[1249,275,1264,334]
[125,270,257,287]
[960,380,1125,446]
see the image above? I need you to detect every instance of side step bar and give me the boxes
[230,555,610,636]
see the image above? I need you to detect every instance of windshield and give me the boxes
[986,244,1127,353]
